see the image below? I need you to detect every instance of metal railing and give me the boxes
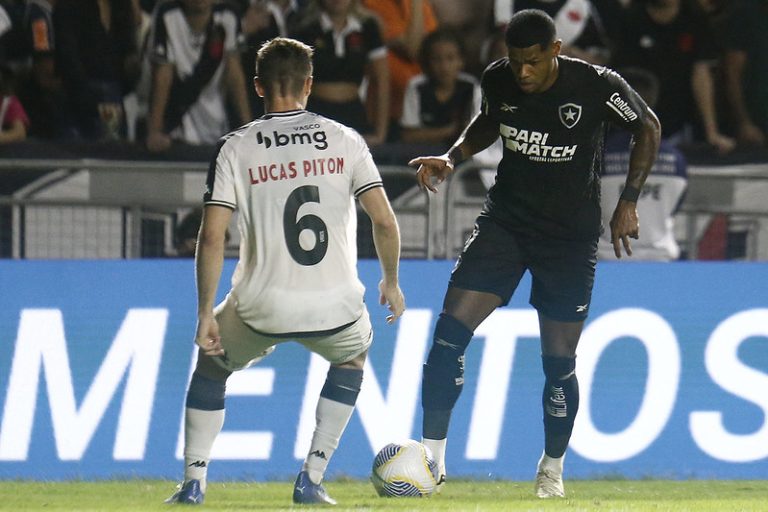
[0,160,434,259]
[2,157,768,260]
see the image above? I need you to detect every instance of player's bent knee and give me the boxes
[542,355,576,381]
[321,366,363,406]
[186,371,226,410]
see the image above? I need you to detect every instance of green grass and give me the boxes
[0,479,766,511]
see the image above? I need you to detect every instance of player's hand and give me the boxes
[408,155,454,193]
[609,200,639,258]
[379,280,405,324]
[195,313,225,356]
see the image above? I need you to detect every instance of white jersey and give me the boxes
[205,110,383,335]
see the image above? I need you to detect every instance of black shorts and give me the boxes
[449,216,598,322]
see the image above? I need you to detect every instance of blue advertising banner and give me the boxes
[0,260,766,481]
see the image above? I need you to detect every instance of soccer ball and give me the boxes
[370,440,440,497]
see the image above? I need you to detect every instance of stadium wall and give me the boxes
[0,260,766,481]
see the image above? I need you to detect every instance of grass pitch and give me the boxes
[0,479,766,511]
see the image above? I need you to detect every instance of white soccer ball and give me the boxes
[371,439,440,497]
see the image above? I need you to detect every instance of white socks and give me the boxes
[303,397,355,484]
[537,451,565,474]
[422,437,447,474]
[183,407,225,493]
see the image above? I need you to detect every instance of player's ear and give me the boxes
[551,39,562,58]
[254,76,266,98]
[304,75,313,97]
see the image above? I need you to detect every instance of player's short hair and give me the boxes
[256,37,314,98]
[617,67,660,108]
[505,9,557,50]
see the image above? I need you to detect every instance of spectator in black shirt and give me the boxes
[612,0,734,153]
[53,0,142,139]
[291,0,389,145]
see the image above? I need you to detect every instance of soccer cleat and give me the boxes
[435,472,447,494]
[292,470,337,505]
[535,467,565,498]
[165,479,204,504]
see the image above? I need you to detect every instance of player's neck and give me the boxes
[539,57,559,93]
[264,97,306,114]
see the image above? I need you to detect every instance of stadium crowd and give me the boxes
[0,0,766,153]
[0,0,767,261]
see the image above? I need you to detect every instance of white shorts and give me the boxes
[212,295,373,371]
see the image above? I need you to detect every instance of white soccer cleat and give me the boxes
[434,465,446,494]
[535,467,565,498]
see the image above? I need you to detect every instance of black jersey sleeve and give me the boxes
[597,66,650,133]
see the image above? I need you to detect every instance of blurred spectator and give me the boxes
[473,24,506,172]
[291,0,389,145]
[362,0,438,129]
[430,0,494,75]
[173,206,230,257]
[400,28,479,147]
[53,0,142,140]
[721,0,768,147]
[612,0,735,154]
[145,0,250,152]
[0,64,29,143]
[599,67,687,261]
[237,0,300,116]
[0,2,12,62]
[0,0,27,68]
[589,0,628,43]
[494,0,612,64]
[16,0,75,139]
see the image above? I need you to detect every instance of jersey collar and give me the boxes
[261,109,308,120]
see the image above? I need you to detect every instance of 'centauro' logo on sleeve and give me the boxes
[499,124,578,163]
[606,92,638,122]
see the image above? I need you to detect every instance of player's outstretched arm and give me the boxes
[194,205,233,355]
[610,108,661,258]
[408,111,499,193]
[359,187,405,324]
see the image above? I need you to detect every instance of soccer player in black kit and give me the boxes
[409,9,661,498]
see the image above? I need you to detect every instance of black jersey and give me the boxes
[480,56,649,240]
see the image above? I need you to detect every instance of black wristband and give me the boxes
[448,146,463,166]
[620,185,641,202]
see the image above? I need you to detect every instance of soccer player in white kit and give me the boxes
[165,37,405,506]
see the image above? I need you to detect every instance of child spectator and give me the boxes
[0,65,30,143]
[400,28,480,147]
